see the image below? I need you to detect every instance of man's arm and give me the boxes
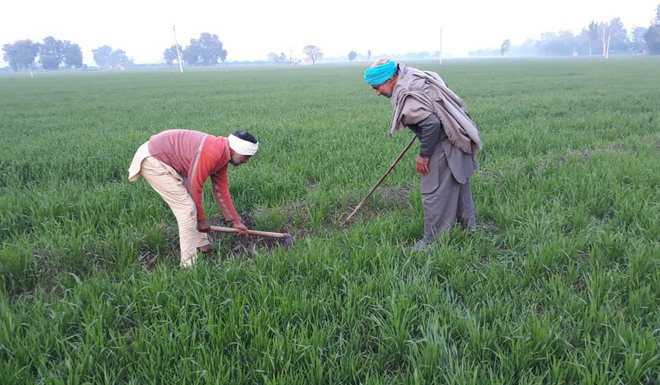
[210,170,247,235]
[415,114,442,158]
[411,114,443,175]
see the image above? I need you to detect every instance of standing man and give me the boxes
[128,129,258,267]
[364,59,483,249]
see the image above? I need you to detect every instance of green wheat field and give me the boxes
[1,58,659,384]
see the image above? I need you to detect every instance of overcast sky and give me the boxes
[1,0,658,66]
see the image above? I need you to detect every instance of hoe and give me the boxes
[341,135,416,226]
[209,225,295,250]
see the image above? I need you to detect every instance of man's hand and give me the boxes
[232,219,248,236]
[415,156,429,175]
[197,219,211,232]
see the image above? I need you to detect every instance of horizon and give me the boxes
[2,0,658,67]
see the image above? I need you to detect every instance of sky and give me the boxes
[1,0,658,66]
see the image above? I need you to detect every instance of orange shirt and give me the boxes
[148,129,239,222]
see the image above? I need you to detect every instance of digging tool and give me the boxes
[209,225,294,249]
[341,135,417,226]
[210,225,291,238]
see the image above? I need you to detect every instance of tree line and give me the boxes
[1,32,230,71]
[163,33,227,67]
[2,37,84,71]
[483,6,660,57]
[3,5,659,71]
[490,20,648,57]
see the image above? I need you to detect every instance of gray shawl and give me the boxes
[390,64,483,154]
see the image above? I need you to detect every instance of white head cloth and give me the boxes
[228,134,259,156]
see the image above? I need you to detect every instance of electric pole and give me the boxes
[173,25,184,73]
[439,28,443,64]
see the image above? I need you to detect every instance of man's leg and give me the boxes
[139,157,209,267]
[421,160,461,244]
[457,180,477,231]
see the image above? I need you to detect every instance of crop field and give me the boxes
[1,58,659,384]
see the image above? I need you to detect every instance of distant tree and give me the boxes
[645,25,660,54]
[586,21,600,56]
[37,36,83,70]
[367,49,372,61]
[267,52,287,64]
[2,39,40,71]
[62,41,83,68]
[163,45,183,65]
[536,31,576,56]
[219,46,228,64]
[629,27,647,54]
[39,36,64,70]
[92,45,113,68]
[303,45,322,64]
[348,51,357,61]
[197,33,222,65]
[645,4,660,54]
[182,44,202,66]
[500,39,511,55]
[109,49,132,69]
[92,45,132,69]
[603,18,630,56]
[182,33,226,66]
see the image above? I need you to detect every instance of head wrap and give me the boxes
[364,61,397,86]
[228,134,259,156]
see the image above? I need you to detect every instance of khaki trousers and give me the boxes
[139,156,210,267]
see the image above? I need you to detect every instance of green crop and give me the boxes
[1,58,659,384]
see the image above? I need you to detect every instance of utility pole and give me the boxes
[439,28,443,64]
[173,25,184,73]
[602,25,612,59]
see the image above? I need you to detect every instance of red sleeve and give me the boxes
[210,168,239,222]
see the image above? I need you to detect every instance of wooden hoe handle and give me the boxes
[209,225,290,238]
[342,135,417,225]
